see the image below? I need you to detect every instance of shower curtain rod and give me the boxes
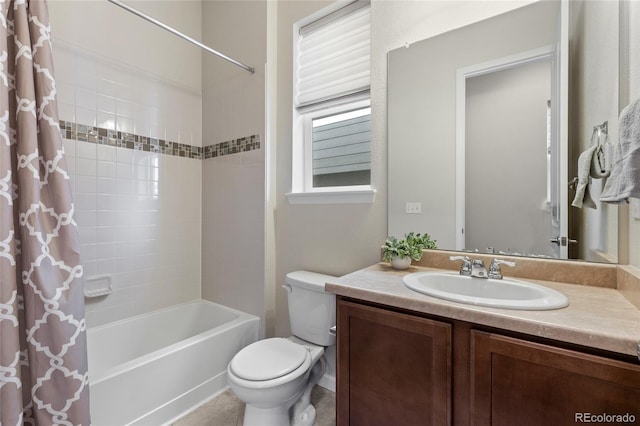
[106,0,255,74]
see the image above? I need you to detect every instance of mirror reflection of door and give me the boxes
[463,59,556,257]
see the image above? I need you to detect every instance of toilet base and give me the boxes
[243,405,291,426]
[291,403,316,426]
[240,357,326,426]
[290,357,324,425]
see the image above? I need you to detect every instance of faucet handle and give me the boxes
[450,255,471,276]
[488,258,516,279]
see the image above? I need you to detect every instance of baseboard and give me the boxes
[318,373,335,393]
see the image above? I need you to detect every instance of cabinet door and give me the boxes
[337,299,452,426]
[471,330,640,425]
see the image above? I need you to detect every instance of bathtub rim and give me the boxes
[88,299,260,385]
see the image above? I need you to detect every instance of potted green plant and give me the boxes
[382,232,437,270]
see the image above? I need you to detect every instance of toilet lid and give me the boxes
[230,338,308,381]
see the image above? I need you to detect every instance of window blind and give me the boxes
[295,1,371,108]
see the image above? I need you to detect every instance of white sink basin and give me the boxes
[403,271,569,310]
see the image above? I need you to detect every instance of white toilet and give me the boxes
[227,271,336,426]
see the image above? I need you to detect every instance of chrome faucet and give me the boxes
[470,259,488,278]
[449,255,471,276]
[451,256,516,279]
[450,256,488,278]
[488,258,516,279]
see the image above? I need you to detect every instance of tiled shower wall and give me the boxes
[54,41,203,327]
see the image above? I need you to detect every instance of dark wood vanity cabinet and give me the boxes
[471,331,640,425]
[336,297,640,426]
[336,299,452,426]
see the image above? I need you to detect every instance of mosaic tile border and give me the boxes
[203,134,261,159]
[59,120,260,160]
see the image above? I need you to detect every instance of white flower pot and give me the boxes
[390,256,412,270]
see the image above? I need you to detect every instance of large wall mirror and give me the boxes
[388,0,620,263]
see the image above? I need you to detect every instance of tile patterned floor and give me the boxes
[173,386,335,426]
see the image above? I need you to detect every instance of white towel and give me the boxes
[601,98,640,203]
[572,144,597,209]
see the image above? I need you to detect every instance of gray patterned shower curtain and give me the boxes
[0,0,91,424]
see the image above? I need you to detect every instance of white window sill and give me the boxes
[286,189,376,205]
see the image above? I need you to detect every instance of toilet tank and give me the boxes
[285,271,337,346]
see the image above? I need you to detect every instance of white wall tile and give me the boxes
[116,116,134,133]
[149,123,165,140]
[80,243,96,261]
[165,121,179,143]
[97,94,116,115]
[97,161,116,178]
[116,162,133,179]
[58,102,75,123]
[96,259,116,276]
[97,145,117,162]
[74,56,97,89]
[76,107,96,127]
[134,119,150,138]
[75,209,97,228]
[97,177,117,194]
[114,226,134,242]
[96,194,116,210]
[56,43,203,327]
[116,178,133,195]
[76,88,96,109]
[98,78,117,98]
[117,99,134,119]
[63,139,76,157]
[74,193,96,211]
[96,243,117,260]
[75,158,96,176]
[82,260,97,277]
[116,82,137,102]
[77,227,97,245]
[97,210,119,227]
[75,175,97,193]
[57,82,76,104]
[115,194,132,211]
[95,226,118,244]
[116,147,134,164]
[97,112,116,130]
[76,141,96,160]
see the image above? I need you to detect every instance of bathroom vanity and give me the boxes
[326,262,640,425]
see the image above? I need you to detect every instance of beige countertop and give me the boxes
[326,263,640,359]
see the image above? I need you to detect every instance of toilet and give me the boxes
[227,271,336,426]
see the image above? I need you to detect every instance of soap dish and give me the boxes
[84,275,113,298]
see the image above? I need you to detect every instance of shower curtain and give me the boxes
[0,1,90,424]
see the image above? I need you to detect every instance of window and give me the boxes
[289,0,374,204]
[307,103,371,189]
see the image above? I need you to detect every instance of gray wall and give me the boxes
[273,1,387,336]
[201,1,268,332]
[272,0,539,337]
[569,0,619,262]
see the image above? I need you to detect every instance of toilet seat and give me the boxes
[230,338,309,381]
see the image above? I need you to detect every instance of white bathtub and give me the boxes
[87,300,259,425]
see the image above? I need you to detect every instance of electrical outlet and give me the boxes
[405,202,422,214]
